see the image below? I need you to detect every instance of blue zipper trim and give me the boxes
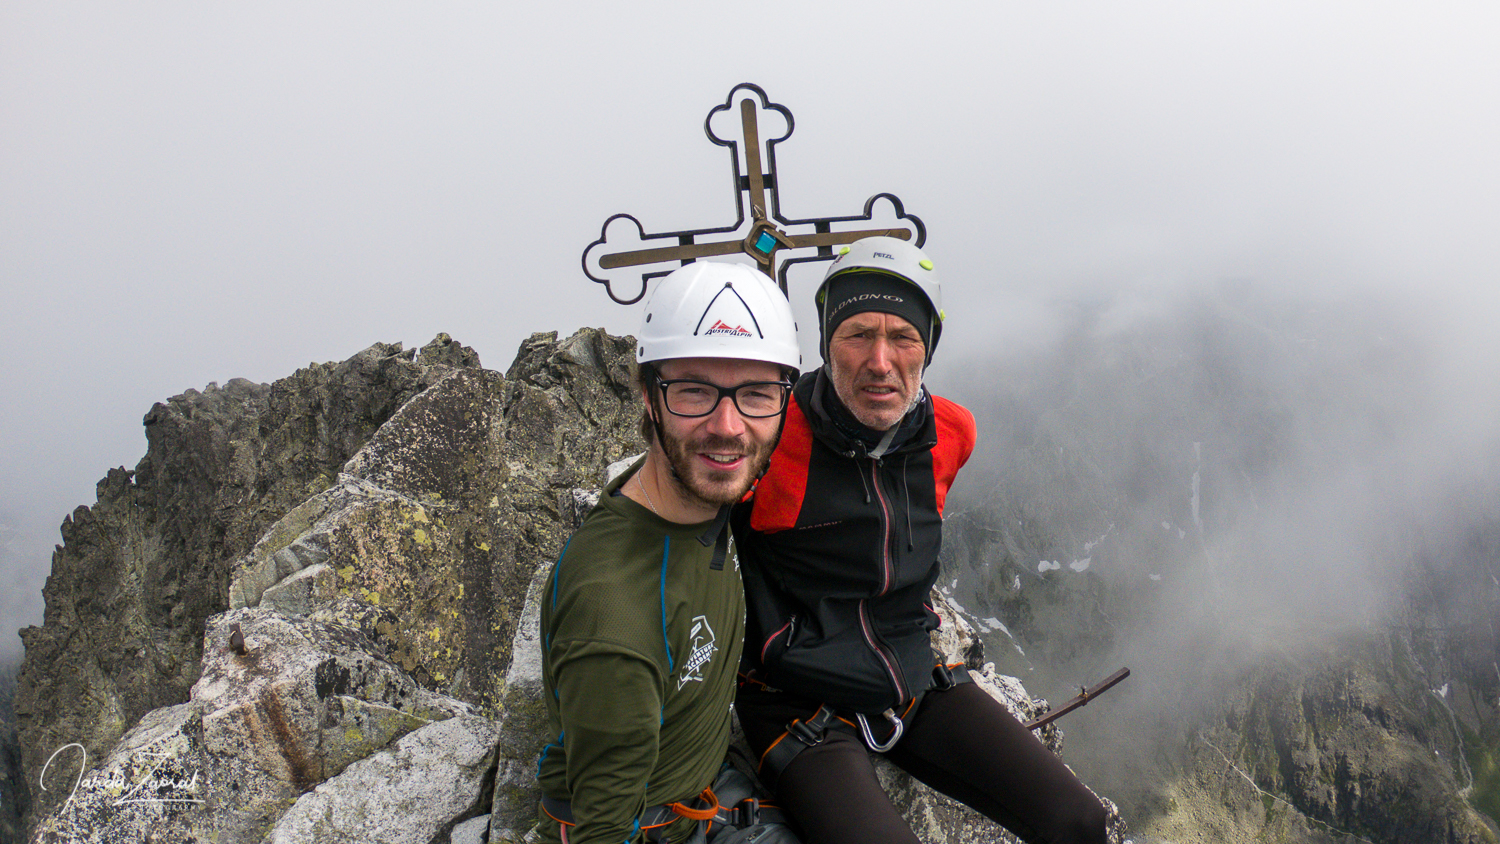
[660,536,675,672]
[536,729,564,778]
[544,538,572,652]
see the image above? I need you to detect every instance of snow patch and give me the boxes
[987,619,1026,656]
[1038,560,1061,573]
[1069,558,1091,572]
[1082,524,1114,553]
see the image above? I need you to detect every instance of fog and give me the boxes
[930,272,1500,817]
[3,1,1497,713]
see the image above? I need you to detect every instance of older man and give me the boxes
[537,261,799,844]
[734,237,1110,844]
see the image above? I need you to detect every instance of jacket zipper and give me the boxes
[870,459,894,595]
[862,457,907,702]
[858,599,908,702]
[762,617,794,664]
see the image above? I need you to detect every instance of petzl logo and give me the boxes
[704,320,754,337]
[874,251,894,260]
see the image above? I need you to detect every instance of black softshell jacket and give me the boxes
[735,370,977,714]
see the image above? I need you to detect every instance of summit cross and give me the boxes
[582,83,926,304]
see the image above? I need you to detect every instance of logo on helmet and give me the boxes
[828,293,904,319]
[704,320,754,338]
[873,252,894,260]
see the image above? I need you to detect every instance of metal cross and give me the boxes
[582,82,926,304]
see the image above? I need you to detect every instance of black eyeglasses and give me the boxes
[656,378,793,419]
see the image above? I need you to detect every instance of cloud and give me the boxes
[4,2,1497,676]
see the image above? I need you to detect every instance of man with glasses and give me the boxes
[536,261,800,844]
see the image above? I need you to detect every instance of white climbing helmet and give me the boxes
[816,235,944,358]
[637,261,801,373]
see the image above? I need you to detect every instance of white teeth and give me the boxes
[706,454,738,464]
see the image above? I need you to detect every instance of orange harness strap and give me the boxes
[667,786,722,821]
[541,788,721,838]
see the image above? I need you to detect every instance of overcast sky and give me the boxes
[3,2,1498,656]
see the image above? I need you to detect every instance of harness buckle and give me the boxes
[932,663,956,690]
[788,717,825,747]
[732,797,761,827]
[787,704,837,747]
[931,662,973,692]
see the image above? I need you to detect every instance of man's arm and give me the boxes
[553,648,664,844]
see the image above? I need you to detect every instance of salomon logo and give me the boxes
[828,293,904,318]
[874,252,894,260]
[705,320,754,337]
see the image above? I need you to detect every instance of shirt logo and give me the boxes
[678,615,719,689]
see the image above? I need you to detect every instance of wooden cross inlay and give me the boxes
[582,82,926,304]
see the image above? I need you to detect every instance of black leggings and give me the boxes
[737,683,1109,844]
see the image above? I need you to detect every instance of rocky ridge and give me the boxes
[19,333,484,821]
[1,663,22,844]
[14,329,1116,843]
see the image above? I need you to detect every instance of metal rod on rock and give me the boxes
[1023,667,1130,731]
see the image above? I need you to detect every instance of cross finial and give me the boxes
[582,83,925,304]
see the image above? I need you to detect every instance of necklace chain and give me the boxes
[635,473,661,517]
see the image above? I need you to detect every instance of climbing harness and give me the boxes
[542,793,696,842]
[543,764,794,844]
[756,663,1133,789]
[757,663,973,788]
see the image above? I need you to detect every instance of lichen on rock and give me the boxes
[19,329,1125,844]
[19,337,486,828]
[31,608,481,843]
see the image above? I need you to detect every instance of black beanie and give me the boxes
[820,272,934,358]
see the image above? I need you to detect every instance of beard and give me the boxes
[660,428,779,508]
[833,368,922,431]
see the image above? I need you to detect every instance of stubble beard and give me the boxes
[833,368,922,431]
[661,429,777,509]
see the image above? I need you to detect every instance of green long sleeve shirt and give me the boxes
[537,461,745,844]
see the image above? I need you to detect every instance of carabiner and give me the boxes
[856,708,904,752]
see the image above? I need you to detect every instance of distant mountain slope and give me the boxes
[937,282,1500,843]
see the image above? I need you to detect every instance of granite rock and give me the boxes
[19,336,483,828]
[263,715,499,844]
